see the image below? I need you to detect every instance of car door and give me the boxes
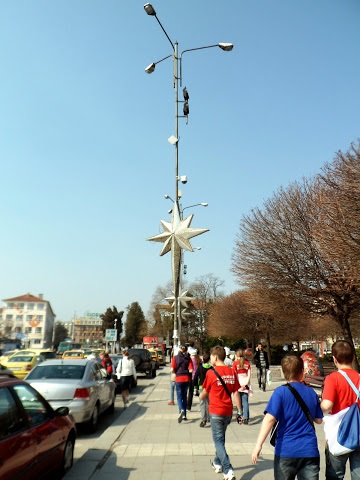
[0,386,36,480]
[13,384,65,478]
[92,363,109,412]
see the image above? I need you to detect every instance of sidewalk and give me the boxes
[64,365,350,480]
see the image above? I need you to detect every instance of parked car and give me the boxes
[3,352,44,379]
[62,350,86,359]
[0,349,19,364]
[156,349,165,366]
[148,348,160,369]
[0,376,76,480]
[109,354,137,393]
[25,359,116,432]
[128,348,157,378]
[15,348,56,361]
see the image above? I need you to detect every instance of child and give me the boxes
[193,352,212,427]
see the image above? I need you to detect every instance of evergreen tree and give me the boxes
[53,323,69,349]
[100,306,124,341]
[124,302,146,346]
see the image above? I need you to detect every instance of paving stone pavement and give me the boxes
[64,365,351,480]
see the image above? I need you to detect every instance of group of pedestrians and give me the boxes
[169,339,360,480]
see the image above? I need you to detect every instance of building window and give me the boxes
[15,327,21,333]
[33,339,41,344]
[25,327,32,334]
[6,315,13,321]
[35,327,42,334]
[16,315,23,322]
[37,315,43,322]
[27,303,34,310]
[26,315,33,322]
[37,304,44,310]
[7,303,14,309]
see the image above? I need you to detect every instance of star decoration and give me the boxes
[147,202,209,256]
[165,290,194,308]
[147,201,209,290]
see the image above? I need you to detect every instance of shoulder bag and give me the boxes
[324,370,360,456]
[270,383,314,447]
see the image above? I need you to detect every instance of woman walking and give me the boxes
[116,349,137,407]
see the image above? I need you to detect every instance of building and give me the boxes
[0,293,55,349]
[72,314,104,346]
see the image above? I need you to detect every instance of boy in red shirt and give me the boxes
[199,345,242,480]
[321,340,360,479]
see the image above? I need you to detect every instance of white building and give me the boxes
[0,293,56,349]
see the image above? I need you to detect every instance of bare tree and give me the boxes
[232,145,360,353]
[185,273,225,350]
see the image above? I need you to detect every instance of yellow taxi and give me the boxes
[156,349,165,366]
[62,349,86,360]
[148,349,160,369]
[0,350,19,364]
[17,348,56,360]
[4,352,44,379]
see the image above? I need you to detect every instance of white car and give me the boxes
[25,359,116,432]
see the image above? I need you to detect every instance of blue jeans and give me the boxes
[274,455,320,480]
[170,380,176,402]
[175,381,189,413]
[210,414,233,475]
[325,444,360,479]
[240,392,249,419]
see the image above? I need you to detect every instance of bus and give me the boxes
[57,341,82,354]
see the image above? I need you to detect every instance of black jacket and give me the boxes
[253,349,269,369]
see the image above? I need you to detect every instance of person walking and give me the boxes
[232,348,252,425]
[171,345,193,423]
[99,350,113,379]
[187,352,201,411]
[200,345,243,480]
[193,352,212,427]
[116,349,137,407]
[321,340,360,479]
[253,343,269,391]
[251,354,323,479]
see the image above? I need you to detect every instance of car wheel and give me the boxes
[62,433,75,474]
[152,366,156,378]
[146,367,152,379]
[87,404,99,433]
[108,392,116,414]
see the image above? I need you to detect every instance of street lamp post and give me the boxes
[145,3,233,347]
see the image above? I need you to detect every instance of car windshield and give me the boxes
[26,364,85,380]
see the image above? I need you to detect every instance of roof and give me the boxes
[2,293,56,317]
[3,293,46,303]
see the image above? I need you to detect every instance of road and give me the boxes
[73,372,156,463]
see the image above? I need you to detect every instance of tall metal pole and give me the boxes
[173,41,180,348]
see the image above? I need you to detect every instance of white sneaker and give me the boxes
[223,470,235,480]
[210,460,223,473]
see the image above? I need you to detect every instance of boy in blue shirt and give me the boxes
[252,355,323,479]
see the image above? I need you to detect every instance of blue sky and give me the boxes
[0,1,359,322]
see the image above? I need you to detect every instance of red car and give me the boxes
[0,376,76,480]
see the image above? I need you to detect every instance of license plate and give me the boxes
[10,367,21,371]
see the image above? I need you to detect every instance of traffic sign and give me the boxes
[105,329,117,341]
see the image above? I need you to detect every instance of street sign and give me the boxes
[105,329,117,342]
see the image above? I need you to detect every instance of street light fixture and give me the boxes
[145,3,233,347]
